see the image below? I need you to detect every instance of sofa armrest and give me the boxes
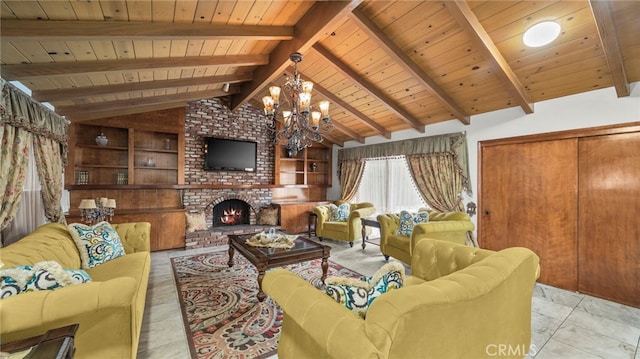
[263,269,380,358]
[409,239,494,281]
[112,222,151,253]
[312,206,330,230]
[0,277,137,337]
[410,220,475,248]
[377,214,399,240]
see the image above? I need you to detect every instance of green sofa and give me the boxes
[378,211,474,264]
[312,201,376,247]
[263,238,540,358]
[0,222,151,358]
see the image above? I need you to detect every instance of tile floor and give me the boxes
[137,238,640,359]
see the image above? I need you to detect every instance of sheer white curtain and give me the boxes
[1,147,47,246]
[353,157,427,215]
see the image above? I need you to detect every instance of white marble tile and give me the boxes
[565,308,640,346]
[553,322,636,358]
[137,340,191,359]
[138,312,187,352]
[534,338,601,359]
[533,283,584,308]
[577,295,640,329]
[531,311,563,344]
[532,296,575,321]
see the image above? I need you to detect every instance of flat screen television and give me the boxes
[204,137,257,172]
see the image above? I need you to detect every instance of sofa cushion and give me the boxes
[328,203,350,222]
[185,212,207,233]
[386,234,410,251]
[396,210,429,236]
[324,221,348,232]
[68,222,126,269]
[324,262,405,318]
[1,261,91,299]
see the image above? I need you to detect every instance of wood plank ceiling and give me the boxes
[2,1,639,147]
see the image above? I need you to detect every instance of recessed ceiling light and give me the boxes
[523,21,561,47]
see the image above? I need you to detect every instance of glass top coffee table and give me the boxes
[228,233,331,302]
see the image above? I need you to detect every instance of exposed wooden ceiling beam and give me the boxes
[68,102,187,122]
[445,0,533,114]
[298,70,390,140]
[350,8,470,125]
[230,0,363,111]
[589,0,630,97]
[313,43,425,133]
[319,133,344,148]
[1,20,294,40]
[56,88,238,116]
[32,74,253,102]
[1,55,268,80]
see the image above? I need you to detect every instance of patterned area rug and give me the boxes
[171,250,362,359]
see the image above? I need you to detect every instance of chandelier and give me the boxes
[262,52,332,155]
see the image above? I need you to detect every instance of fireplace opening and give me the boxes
[212,199,250,227]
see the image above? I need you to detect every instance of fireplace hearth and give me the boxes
[212,199,250,227]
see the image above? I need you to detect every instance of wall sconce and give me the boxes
[466,201,477,217]
[79,197,116,224]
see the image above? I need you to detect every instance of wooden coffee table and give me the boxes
[228,233,331,302]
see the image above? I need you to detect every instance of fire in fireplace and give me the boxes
[212,199,250,227]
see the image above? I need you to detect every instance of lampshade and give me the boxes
[79,199,97,209]
[106,199,117,208]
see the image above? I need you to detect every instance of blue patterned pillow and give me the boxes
[396,210,430,236]
[324,262,404,318]
[1,261,92,299]
[328,203,350,222]
[68,222,126,269]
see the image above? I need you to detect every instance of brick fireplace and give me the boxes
[183,97,276,248]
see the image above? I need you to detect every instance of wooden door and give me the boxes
[578,132,640,307]
[479,138,579,290]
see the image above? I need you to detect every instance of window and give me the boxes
[353,157,427,215]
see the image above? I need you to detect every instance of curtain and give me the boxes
[1,147,47,246]
[338,159,365,201]
[0,78,68,238]
[338,132,472,195]
[33,135,65,223]
[354,157,426,214]
[0,124,31,231]
[406,153,465,212]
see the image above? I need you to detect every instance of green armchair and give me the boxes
[378,211,474,265]
[312,201,376,247]
[263,238,540,358]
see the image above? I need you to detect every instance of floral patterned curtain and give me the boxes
[406,153,465,212]
[338,159,365,201]
[0,79,68,229]
[0,125,31,231]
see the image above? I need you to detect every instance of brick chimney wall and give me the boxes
[183,97,276,248]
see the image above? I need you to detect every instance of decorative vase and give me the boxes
[164,138,171,150]
[145,157,155,167]
[95,133,108,147]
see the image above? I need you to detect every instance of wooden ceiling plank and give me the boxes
[230,0,364,111]
[68,101,187,122]
[57,88,239,115]
[0,20,295,41]
[445,0,534,114]
[589,0,630,98]
[1,54,268,80]
[32,73,253,102]
[312,43,425,133]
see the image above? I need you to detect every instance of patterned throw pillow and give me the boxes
[1,261,92,299]
[324,262,405,318]
[257,206,279,226]
[68,222,126,269]
[396,210,430,236]
[185,212,208,233]
[328,203,350,222]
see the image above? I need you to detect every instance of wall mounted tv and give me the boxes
[204,137,257,172]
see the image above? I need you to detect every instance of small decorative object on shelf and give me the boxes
[95,133,108,147]
[310,162,317,172]
[164,138,171,150]
[116,172,128,185]
[79,197,116,224]
[145,157,155,167]
[75,170,89,184]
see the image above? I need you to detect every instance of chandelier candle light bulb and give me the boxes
[262,52,333,155]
